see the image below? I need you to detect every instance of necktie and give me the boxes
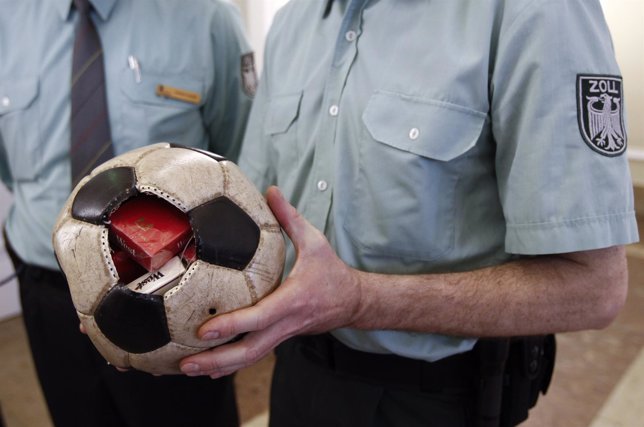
[70,0,114,188]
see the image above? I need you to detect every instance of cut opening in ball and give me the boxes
[109,194,194,277]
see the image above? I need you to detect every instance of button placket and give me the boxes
[308,0,368,231]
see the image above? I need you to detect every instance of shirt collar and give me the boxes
[56,0,118,22]
[325,0,371,18]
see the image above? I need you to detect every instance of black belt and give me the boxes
[293,334,478,392]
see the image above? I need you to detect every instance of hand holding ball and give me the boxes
[52,143,285,374]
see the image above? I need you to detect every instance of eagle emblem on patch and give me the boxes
[577,74,627,156]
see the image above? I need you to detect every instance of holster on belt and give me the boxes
[475,335,556,427]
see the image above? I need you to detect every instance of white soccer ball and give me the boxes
[52,143,285,374]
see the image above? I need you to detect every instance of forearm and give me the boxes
[352,246,628,337]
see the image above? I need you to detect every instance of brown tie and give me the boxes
[70,0,114,188]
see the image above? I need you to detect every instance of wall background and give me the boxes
[600,0,644,156]
[233,0,288,74]
[598,0,644,195]
[0,0,641,321]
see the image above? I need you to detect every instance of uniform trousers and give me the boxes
[269,335,478,427]
[5,234,238,427]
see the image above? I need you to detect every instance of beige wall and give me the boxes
[601,0,644,155]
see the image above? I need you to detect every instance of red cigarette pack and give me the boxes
[109,195,193,271]
[111,249,148,284]
[181,241,198,265]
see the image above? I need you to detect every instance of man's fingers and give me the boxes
[198,306,260,341]
[181,322,291,377]
[197,286,290,340]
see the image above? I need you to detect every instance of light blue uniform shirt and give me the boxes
[239,0,639,361]
[0,0,252,270]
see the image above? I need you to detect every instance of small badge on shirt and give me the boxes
[241,52,258,98]
[577,74,627,157]
[156,84,202,105]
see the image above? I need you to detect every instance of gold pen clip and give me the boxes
[155,84,201,105]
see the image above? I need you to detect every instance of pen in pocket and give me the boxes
[127,55,141,83]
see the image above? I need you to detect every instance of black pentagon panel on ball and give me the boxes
[94,286,171,354]
[71,167,138,225]
[189,197,260,270]
[168,143,227,162]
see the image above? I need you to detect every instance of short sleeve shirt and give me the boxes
[239,0,639,361]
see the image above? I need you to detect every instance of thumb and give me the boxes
[265,186,311,250]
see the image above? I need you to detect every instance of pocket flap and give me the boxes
[0,78,39,114]
[362,91,487,161]
[265,92,302,135]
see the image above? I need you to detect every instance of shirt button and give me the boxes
[409,127,420,140]
[345,30,357,42]
[1,96,9,107]
[329,104,339,117]
[317,180,328,192]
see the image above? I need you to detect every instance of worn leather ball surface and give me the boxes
[52,143,285,374]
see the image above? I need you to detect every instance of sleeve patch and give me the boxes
[577,74,627,157]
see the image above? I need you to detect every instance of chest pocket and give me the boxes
[118,69,206,152]
[264,92,302,184]
[0,78,41,181]
[344,90,487,261]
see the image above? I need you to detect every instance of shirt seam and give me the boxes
[507,210,635,230]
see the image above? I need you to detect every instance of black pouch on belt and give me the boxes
[499,335,557,427]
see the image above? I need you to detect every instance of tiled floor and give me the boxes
[1,245,642,427]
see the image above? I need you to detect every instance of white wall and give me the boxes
[600,0,644,154]
[233,0,289,73]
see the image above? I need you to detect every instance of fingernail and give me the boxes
[202,331,220,340]
[181,363,200,374]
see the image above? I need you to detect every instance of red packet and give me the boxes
[110,195,192,271]
[111,249,147,283]
[181,241,198,265]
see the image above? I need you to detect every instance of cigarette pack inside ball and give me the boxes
[109,195,193,271]
[181,242,198,265]
[111,249,148,284]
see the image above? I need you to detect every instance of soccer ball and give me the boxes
[52,143,285,374]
